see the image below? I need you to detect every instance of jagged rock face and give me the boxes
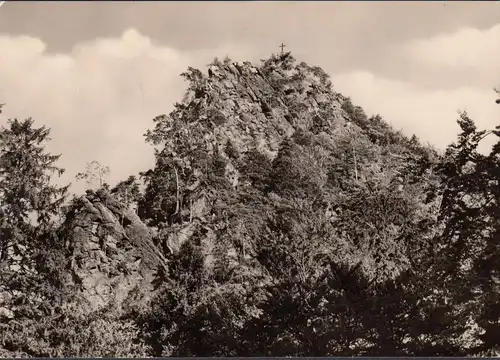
[141,53,434,282]
[155,54,348,161]
[60,190,167,311]
[143,53,352,225]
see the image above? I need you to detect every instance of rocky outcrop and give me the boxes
[143,52,424,282]
[146,52,352,226]
[56,53,351,310]
[160,53,348,161]
[60,189,167,311]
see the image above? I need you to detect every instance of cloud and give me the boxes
[403,23,500,87]
[332,70,499,153]
[0,29,255,194]
[406,24,500,69]
[330,23,500,154]
[0,25,498,197]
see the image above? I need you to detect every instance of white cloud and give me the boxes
[332,70,499,153]
[404,23,500,87]
[331,22,500,154]
[0,29,255,194]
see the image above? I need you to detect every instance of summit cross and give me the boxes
[279,42,286,54]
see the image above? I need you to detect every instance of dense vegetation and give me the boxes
[0,53,499,356]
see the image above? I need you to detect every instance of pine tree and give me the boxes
[0,115,69,319]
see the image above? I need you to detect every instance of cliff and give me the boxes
[140,52,437,282]
[59,189,167,311]
[48,53,440,314]
[147,53,350,164]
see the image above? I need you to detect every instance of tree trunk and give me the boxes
[174,167,180,215]
[353,145,359,181]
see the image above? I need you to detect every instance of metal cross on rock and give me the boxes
[279,42,286,54]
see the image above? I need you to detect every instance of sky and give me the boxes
[0,1,499,194]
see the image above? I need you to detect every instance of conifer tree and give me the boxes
[0,112,69,319]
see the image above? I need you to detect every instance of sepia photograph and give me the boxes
[0,0,499,357]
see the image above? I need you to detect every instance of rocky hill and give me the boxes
[145,53,348,165]
[7,51,490,357]
[47,52,441,312]
[137,52,438,284]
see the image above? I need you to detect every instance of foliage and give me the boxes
[0,116,69,310]
[0,305,148,357]
[75,160,110,189]
[2,56,500,357]
[111,175,142,210]
[0,114,72,355]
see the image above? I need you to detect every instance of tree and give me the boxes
[397,110,500,355]
[111,175,141,211]
[0,115,69,321]
[433,112,500,355]
[76,160,110,189]
[494,87,500,104]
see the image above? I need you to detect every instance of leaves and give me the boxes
[0,115,70,350]
[2,57,500,357]
[75,160,110,189]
